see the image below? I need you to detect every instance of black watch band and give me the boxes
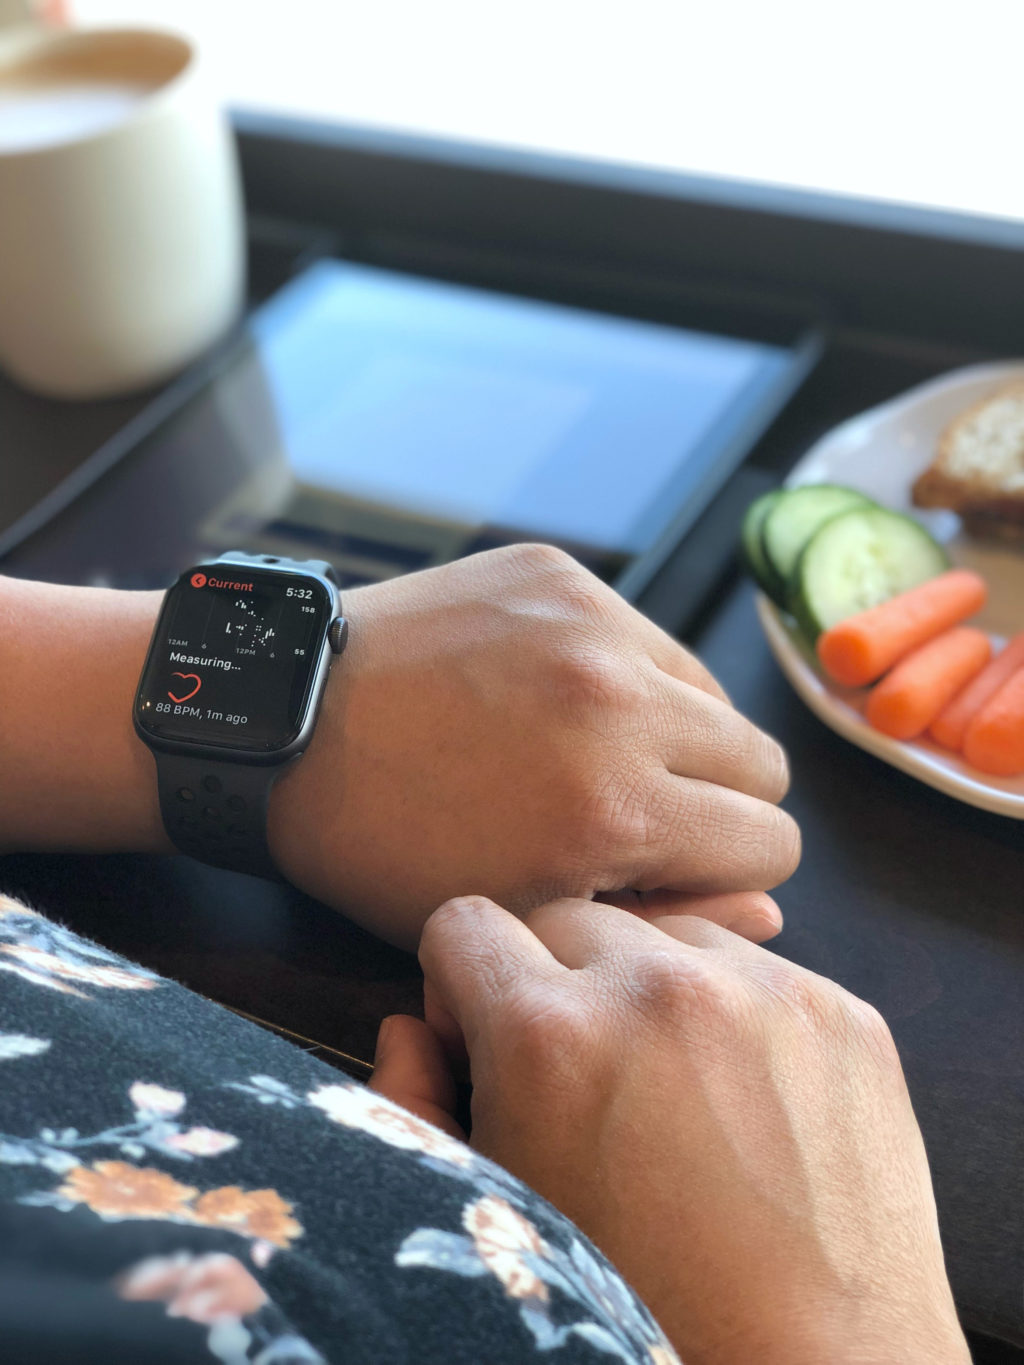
[143,552,344,881]
[154,751,284,880]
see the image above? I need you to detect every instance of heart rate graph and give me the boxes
[224,596,277,655]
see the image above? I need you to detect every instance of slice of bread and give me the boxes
[912,380,1024,540]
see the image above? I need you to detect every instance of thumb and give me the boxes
[597,889,783,942]
[368,1014,466,1140]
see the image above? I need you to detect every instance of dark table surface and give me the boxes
[2,575,1021,1349]
[0,247,1020,1354]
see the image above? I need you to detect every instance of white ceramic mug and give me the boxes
[0,24,245,398]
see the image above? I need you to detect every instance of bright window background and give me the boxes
[74,0,1024,223]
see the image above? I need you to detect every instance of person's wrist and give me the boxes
[63,583,170,856]
[685,1296,969,1365]
[112,603,173,857]
[0,577,169,856]
[78,586,170,856]
[772,1322,969,1365]
[266,584,379,921]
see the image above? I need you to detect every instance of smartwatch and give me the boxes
[133,552,348,878]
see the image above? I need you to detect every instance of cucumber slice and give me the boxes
[739,490,786,603]
[791,506,949,641]
[761,485,875,592]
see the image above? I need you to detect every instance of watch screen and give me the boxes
[135,566,333,752]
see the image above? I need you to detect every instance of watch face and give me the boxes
[135,565,334,752]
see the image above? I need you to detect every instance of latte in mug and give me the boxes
[0,26,244,398]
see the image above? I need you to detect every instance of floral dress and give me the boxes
[0,894,679,1365]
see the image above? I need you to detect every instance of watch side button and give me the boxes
[328,616,349,655]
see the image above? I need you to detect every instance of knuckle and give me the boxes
[675,788,800,893]
[675,643,713,685]
[687,695,744,768]
[760,964,846,1035]
[752,803,801,884]
[436,893,496,921]
[754,968,903,1077]
[504,989,592,1071]
[510,542,613,625]
[550,648,642,719]
[668,649,731,706]
[556,581,615,631]
[840,994,902,1071]
[628,949,731,1021]
[683,780,729,848]
[571,773,650,868]
[506,541,579,576]
[421,895,494,948]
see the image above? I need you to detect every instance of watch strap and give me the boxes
[146,553,341,880]
[218,551,340,587]
[153,752,285,881]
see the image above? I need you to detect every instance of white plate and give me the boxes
[757,359,1024,819]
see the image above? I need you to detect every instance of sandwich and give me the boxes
[912,380,1024,541]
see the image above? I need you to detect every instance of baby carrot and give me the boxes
[929,632,1024,750]
[962,667,1024,777]
[865,626,991,740]
[817,569,987,687]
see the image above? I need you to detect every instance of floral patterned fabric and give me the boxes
[0,894,679,1365]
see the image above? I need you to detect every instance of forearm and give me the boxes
[0,575,361,894]
[0,576,169,855]
[0,574,360,899]
[0,547,801,956]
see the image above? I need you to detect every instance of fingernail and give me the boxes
[728,911,783,940]
[373,1016,394,1066]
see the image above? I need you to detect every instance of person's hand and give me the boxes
[270,545,799,947]
[373,895,969,1365]
[0,551,795,951]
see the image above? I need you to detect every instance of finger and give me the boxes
[635,621,731,704]
[642,911,771,963]
[619,776,802,894]
[418,895,562,1048]
[368,1014,466,1140]
[525,896,680,970]
[569,568,730,704]
[650,674,790,803]
[528,899,767,974]
[423,978,470,1075]
[597,888,783,942]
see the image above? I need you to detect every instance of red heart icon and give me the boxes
[168,672,202,704]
